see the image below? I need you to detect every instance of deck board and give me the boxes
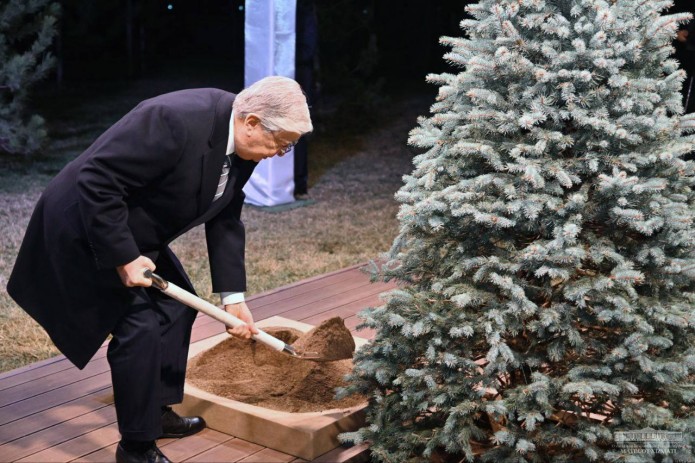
[0,391,112,446]
[0,357,111,408]
[15,423,121,463]
[1,407,117,462]
[153,430,232,463]
[0,374,112,427]
[184,438,264,462]
[0,264,395,462]
[238,447,297,462]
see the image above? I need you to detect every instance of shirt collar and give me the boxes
[226,111,235,155]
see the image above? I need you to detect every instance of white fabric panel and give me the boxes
[243,0,297,207]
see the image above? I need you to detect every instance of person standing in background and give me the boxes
[294,0,319,199]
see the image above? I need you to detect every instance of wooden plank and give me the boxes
[311,443,370,463]
[239,447,296,462]
[241,263,368,304]
[0,405,116,461]
[289,281,392,320]
[301,295,384,327]
[0,357,110,408]
[70,443,118,463]
[248,273,367,310]
[0,374,111,426]
[0,355,66,382]
[184,438,264,462]
[0,389,112,445]
[0,356,73,392]
[73,429,233,463]
[69,439,179,463]
[0,345,109,393]
[15,423,120,463]
[249,272,367,307]
[251,279,376,321]
[157,429,233,462]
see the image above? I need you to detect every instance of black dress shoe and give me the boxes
[160,406,206,438]
[115,442,171,463]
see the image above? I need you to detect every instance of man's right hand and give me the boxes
[116,255,156,287]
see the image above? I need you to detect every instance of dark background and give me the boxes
[51,0,695,106]
[29,0,695,162]
[53,0,471,95]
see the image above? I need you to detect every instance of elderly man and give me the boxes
[7,76,312,463]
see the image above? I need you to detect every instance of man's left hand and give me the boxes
[224,302,259,339]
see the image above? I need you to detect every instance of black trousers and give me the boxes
[293,137,309,195]
[107,287,197,441]
[294,61,314,196]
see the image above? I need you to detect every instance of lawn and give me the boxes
[0,71,429,373]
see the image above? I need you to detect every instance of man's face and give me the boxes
[234,114,300,162]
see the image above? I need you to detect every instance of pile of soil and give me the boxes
[292,316,356,361]
[187,317,364,413]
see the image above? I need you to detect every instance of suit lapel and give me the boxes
[198,141,228,214]
[166,156,242,246]
[200,155,241,218]
[197,92,236,214]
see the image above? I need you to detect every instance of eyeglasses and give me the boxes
[263,125,298,156]
[275,139,297,156]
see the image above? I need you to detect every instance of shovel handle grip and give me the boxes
[143,270,286,352]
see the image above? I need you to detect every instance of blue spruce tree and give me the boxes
[0,0,59,156]
[341,0,695,461]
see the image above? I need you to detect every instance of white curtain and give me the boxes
[243,0,297,206]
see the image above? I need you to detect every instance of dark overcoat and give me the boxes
[7,88,257,369]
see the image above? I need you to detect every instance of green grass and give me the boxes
[0,76,428,373]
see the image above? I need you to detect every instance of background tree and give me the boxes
[0,0,59,156]
[342,0,695,461]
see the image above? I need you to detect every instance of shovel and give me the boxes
[143,270,328,361]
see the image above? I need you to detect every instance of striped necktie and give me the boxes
[213,155,231,202]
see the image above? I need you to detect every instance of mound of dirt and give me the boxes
[186,319,363,413]
[292,316,356,361]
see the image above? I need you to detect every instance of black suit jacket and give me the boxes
[7,88,257,369]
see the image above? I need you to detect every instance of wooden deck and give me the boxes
[0,264,395,463]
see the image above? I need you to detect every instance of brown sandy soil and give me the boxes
[186,319,365,413]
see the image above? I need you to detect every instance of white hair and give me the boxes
[233,76,313,134]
